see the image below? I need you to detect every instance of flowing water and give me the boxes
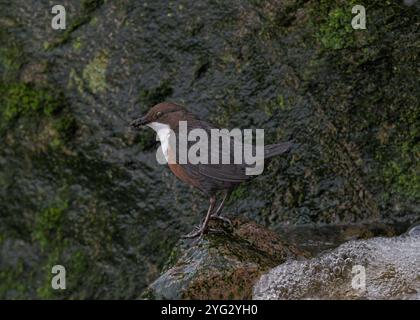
[254,224,420,300]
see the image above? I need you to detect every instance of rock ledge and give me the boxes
[142,218,306,299]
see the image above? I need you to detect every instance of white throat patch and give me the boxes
[147,122,171,161]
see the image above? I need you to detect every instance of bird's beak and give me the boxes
[130,115,148,129]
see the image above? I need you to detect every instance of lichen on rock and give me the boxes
[83,51,109,94]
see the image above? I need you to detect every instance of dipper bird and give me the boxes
[130,102,294,239]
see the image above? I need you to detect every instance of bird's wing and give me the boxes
[197,125,250,182]
[175,119,252,183]
[197,163,250,183]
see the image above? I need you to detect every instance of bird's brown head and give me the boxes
[130,102,190,130]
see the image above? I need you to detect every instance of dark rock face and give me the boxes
[143,219,306,299]
[0,0,419,298]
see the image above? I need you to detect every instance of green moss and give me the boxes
[0,83,64,123]
[33,203,67,250]
[25,193,100,299]
[381,143,420,201]
[71,250,90,275]
[140,288,157,300]
[262,95,287,116]
[36,249,61,299]
[32,202,92,299]
[83,51,109,93]
[0,82,79,145]
[72,37,83,51]
[305,0,366,50]
[37,249,90,299]
[0,259,27,299]
[89,16,99,26]
[316,7,355,50]
[0,43,23,79]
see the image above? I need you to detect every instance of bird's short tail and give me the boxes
[264,141,297,159]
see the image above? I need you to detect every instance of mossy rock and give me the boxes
[83,51,109,94]
[0,82,78,144]
[0,83,64,122]
[142,218,306,299]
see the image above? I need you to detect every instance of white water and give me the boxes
[253,226,420,300]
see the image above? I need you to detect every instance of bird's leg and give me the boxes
[182,196,216,239]
[209,190,232,226]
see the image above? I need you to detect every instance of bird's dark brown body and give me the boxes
[130,102,294,239]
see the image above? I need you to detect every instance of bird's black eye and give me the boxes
[156,111,163,118]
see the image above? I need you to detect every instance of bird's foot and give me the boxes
[181,225,205,239]
[207,228,225,234]
[209,214,233,227]
[181,224,226,241]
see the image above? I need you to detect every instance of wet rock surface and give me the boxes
[143,218,306,299]
[253,226,420,300]
[0,0,419,298]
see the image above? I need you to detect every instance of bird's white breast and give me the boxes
[147,122,171,161]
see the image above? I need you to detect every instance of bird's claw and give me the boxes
[207,228,225,234]
[210,215,233,227]
[181,224,226,241]
[181,227,204,239]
